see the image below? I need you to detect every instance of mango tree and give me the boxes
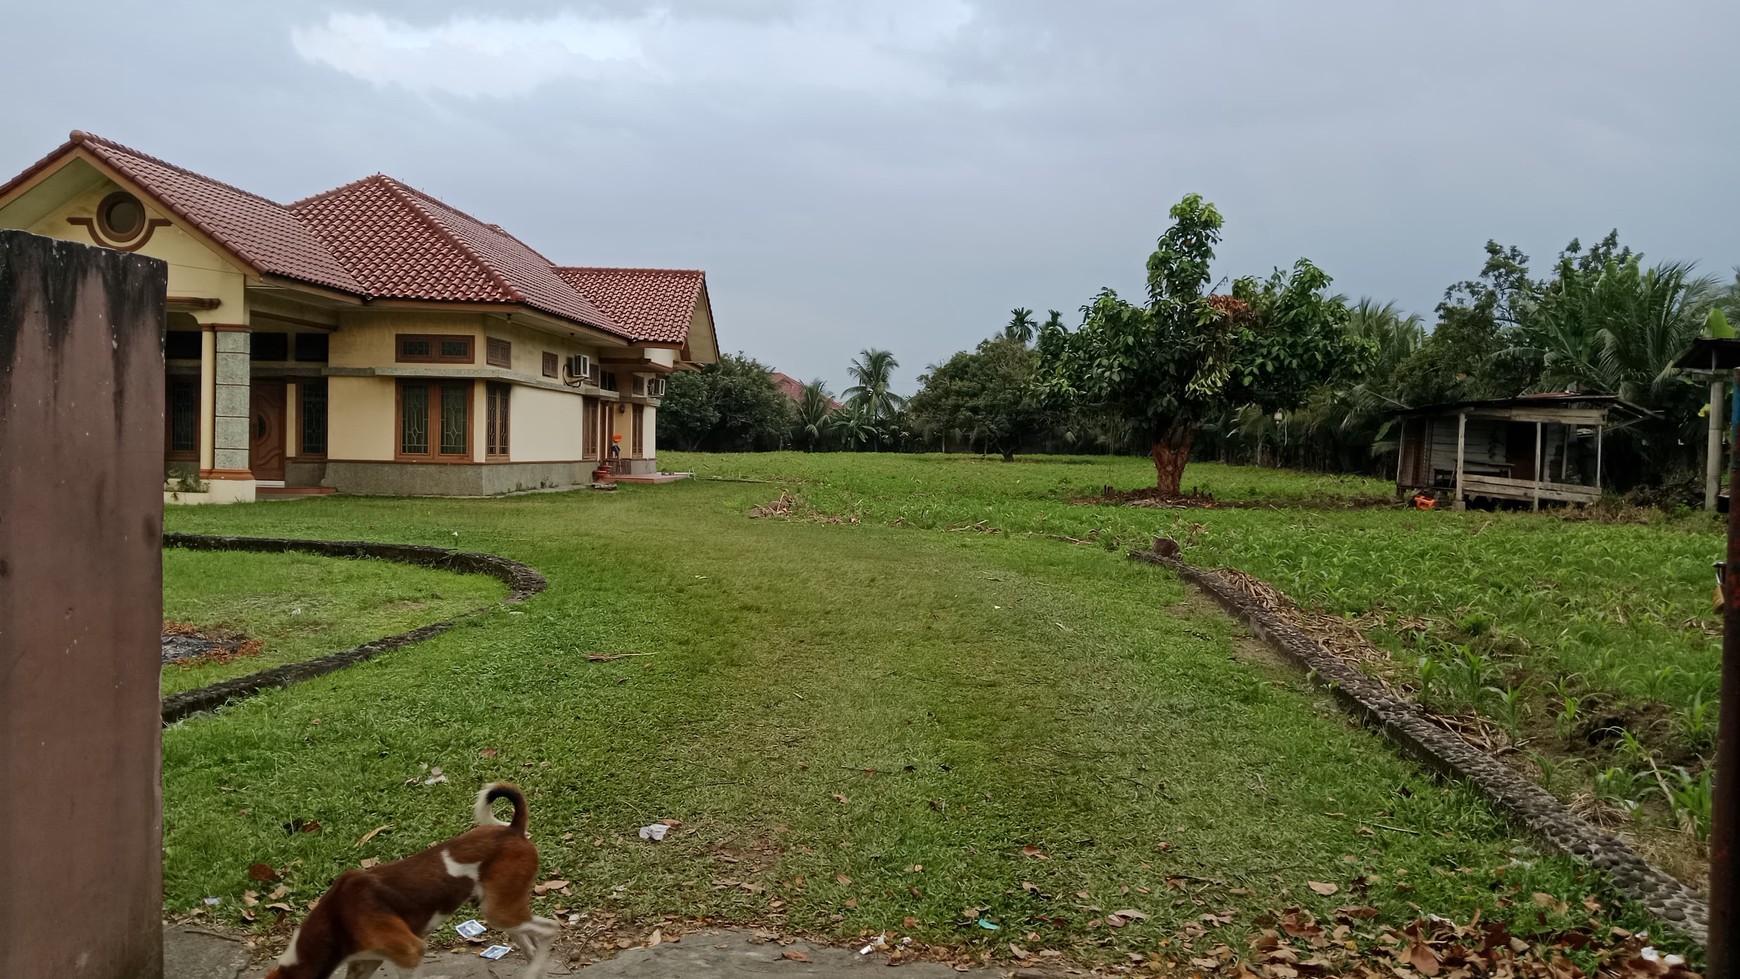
[1036,194,1368,495]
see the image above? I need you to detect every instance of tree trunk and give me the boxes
[1150,424,1193,496]
[1000,449,1015,462]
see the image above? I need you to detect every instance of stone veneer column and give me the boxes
[198,325,216,473]
[208,325,254,490]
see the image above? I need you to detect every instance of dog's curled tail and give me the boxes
[474,783,529,835]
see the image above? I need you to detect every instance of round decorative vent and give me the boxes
[97,191,146,242]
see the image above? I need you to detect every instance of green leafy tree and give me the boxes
[655,353,793,452]
[908,337,1047,461]
[843,348,905,450]
[1037,194,1368,494]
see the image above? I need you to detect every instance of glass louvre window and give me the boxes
[440,383,469,455]
[486,383,510,457]
[167,378,198,455]
[396,335,473,363]
[401,383,429,455]
[300,380,328,455]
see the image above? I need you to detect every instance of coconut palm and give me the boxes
[792,379,838,451]
[844,349,905,450]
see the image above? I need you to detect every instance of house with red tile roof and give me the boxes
[770,372,843,410]
[0,131,719,501]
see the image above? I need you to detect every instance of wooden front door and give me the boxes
[250,379,287,480]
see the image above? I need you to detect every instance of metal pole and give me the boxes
[1713,366,1740,979]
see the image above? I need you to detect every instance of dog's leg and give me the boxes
[510,916,560,979]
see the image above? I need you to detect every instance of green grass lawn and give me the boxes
[665,452,1724,874]
[160,459,1684,965]
[161,548,506,697]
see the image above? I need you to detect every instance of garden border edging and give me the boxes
[160,533,546,725]
[1129,544,1710,945]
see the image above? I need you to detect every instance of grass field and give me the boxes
[666,452,1725,871]
[161,548,506,697]
[159,456,1693,966]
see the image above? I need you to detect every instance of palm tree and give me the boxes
[1041,309,1064,334]
[1004,307,1037,344]
[844,349,904,450]
[792,379,838,451]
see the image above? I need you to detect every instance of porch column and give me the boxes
[1597,426,1604,491]
[198,325,216,473]
[1454,412,1467,511]
[1711,380,1725,510]
[208,324,255,501]
[1394,419,1407,494]
[1532,420,1543,512]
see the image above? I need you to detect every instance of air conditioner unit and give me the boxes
[646,377,667,398]
[564,354,593,381]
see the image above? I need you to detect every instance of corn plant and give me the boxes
[1677,689,1716,750]
[1593,767,1646,816]
[1484,683,1527,741]
[1654,766,1714,841]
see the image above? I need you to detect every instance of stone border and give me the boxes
[1130,545,1710,945]
[160,533,546,724]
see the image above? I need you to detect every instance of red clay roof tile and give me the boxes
[292,175,620,334]
[0,132,712,346]
[554,267,705,344]
[66,132,365,294]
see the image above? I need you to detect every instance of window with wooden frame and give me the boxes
[600,370,618,391]
[486,337,512,368]
[542,351,558,378]
[395,334,473,364]
[397,379,471,459]
[165,376,199,460]
[632,404,645,457]
[299,379,328,457]
[485,382,511,459]
[582,398,599,458]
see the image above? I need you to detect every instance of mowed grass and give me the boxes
[160,467,1673,963]
[667,453,1725,867]
[161,549,506,697]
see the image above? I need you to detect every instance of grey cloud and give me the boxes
[2,0,1736,396]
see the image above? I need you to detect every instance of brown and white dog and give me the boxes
[265,783,558,979]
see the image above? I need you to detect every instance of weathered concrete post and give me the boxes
[0,231,167,979]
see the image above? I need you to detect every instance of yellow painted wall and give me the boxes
[329,311,485,367]
[1,164,247,319]
[481,316,609,377]
[327,376,396,461]
[511,385,585,462]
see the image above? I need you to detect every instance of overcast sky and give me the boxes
[4,1,1736,395]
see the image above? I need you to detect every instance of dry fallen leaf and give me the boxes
[1406,941,1442,977]
[1306,881,1339,896]
[836,873,852,884]
[360,857,379,869]
[1111,908,1150,921]
[354,824,392,848]
[247,863,278,882]
[833,793,849,805]
[781,949,812,963]
[1009,944,1029,960]
[1021,845,1047,859]
[480,748,498,758]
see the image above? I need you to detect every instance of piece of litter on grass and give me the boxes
[638,823,671,841]
[203,897,221,906]
[480,945,513,960]
[976,918,999,930]
[455,920,487,941]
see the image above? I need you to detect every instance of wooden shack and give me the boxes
[1393,394,1644,509]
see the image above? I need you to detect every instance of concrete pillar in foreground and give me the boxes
[0,230,167,979]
